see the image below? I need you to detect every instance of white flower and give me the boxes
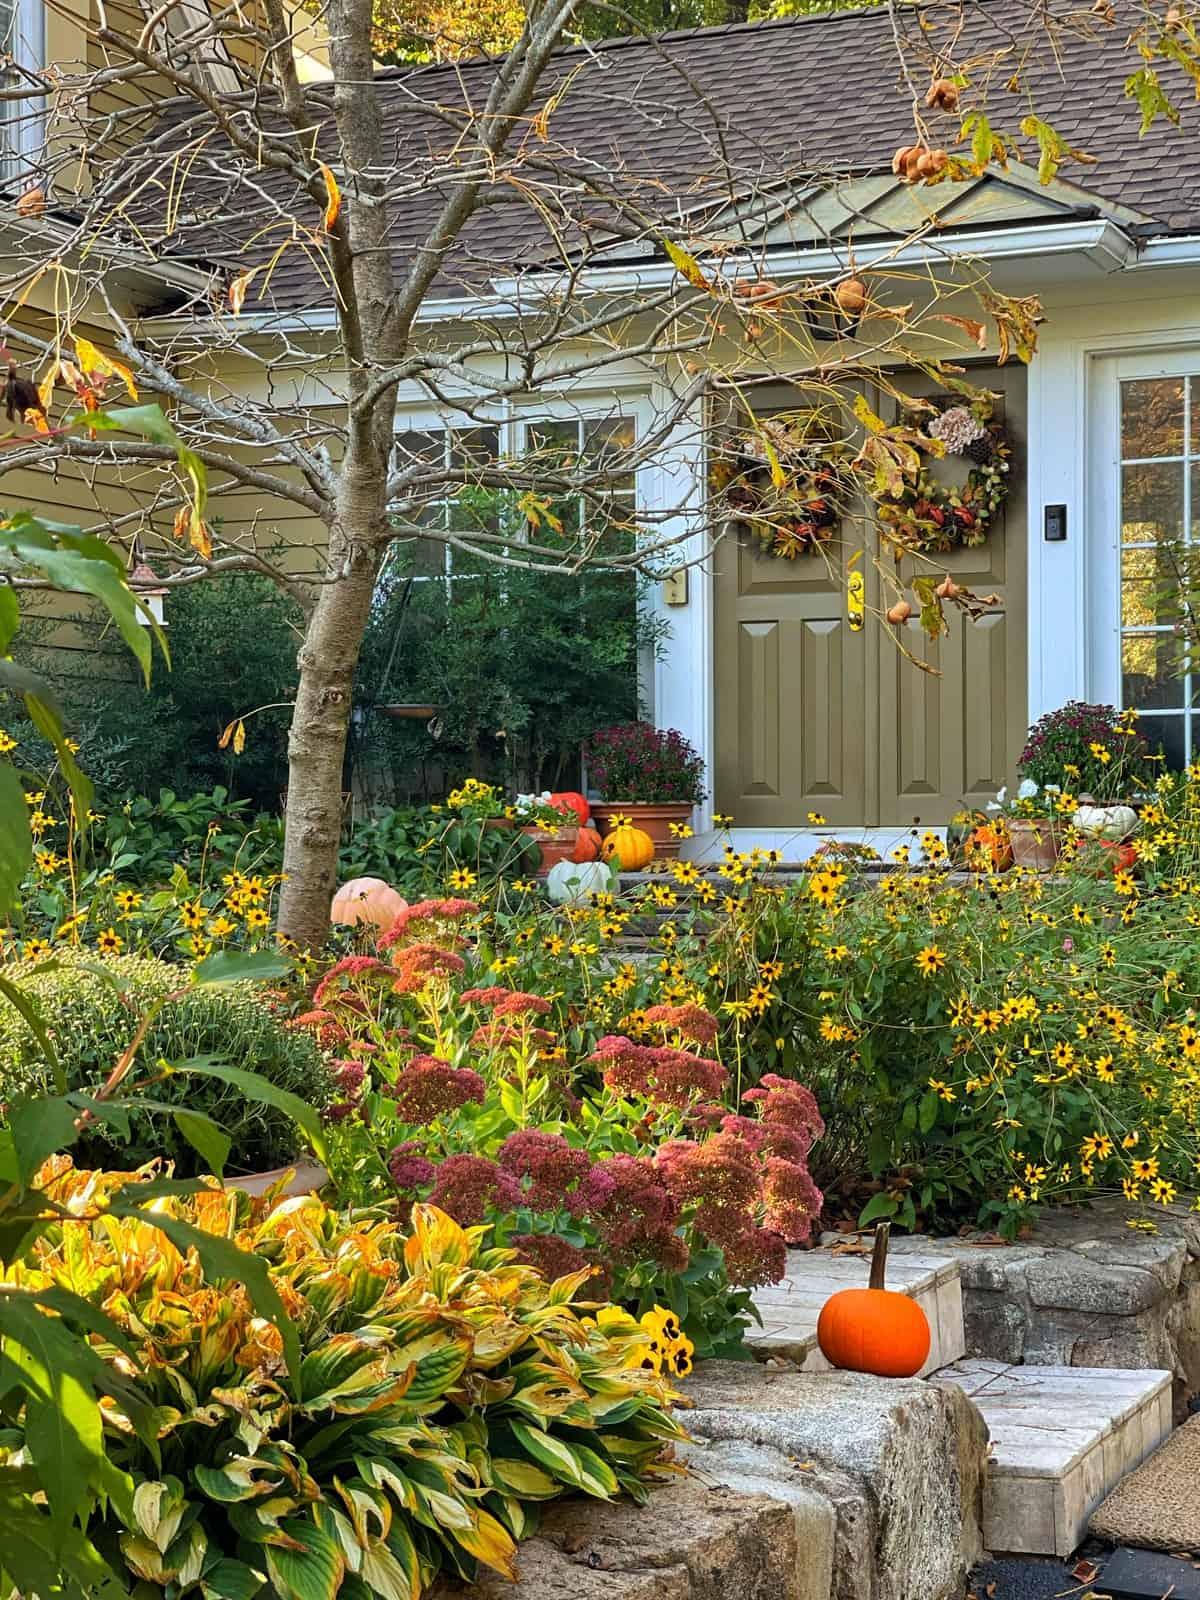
[1017,779,1039,800]
[1044,783,1061,794]
[994,786,1007,807]
[986,801,1001,813]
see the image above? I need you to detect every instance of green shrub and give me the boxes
[0,952,329,1174]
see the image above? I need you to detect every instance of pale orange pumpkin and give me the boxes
[571,826,602,864]
[816,1224,931,1378]
[600,823,655,871]
[330,876,408,933]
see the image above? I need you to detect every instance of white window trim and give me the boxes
[1087,348,1199,757]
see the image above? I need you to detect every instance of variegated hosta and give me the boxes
[11,1169,685,1600]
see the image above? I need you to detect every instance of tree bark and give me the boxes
[278,502,383,948]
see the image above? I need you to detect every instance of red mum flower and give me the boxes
[721,1225,788,1287]
[387,1141,435,1195]
[582,1154,686,1270]
[511,1232,607,1292]
[377,898,478,951]
[589,1035,726,1108]
[390,942,467,993]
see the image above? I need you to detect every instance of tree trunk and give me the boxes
[278,517,382,948]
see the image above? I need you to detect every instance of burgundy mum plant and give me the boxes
[584,722,706,805]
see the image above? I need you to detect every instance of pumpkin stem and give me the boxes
[869,1222,890,1291]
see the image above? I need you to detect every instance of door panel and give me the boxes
[715,364,1027,828]
[877,363,1028,824]
[716,529,867,826]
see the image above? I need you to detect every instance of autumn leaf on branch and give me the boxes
[318,164,341,232]
[978,289,1044,365]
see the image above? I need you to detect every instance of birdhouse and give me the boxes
[129,560,168,626]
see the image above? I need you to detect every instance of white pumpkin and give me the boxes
[1072,803,1138,840]
[546,858,613,906]
[330,876,408,932]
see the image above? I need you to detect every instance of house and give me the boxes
[5,2,1200,859]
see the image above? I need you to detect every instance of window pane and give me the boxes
[1122,461,1185,543]
[1122,378,1185,459]
[1122,632,1185,709]
[1138,713,1189,771]
[1121,544,1184,629]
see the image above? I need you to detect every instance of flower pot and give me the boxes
[591,801,693,860]
[1008,817,1060,871]
[523,824,578,873]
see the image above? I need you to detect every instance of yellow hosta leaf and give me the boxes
[453,1506,518,1580]
[319,163,341,232]
[74,334,138,400]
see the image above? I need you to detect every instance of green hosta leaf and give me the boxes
[201,1556,267,1599]
[489,1458,559,1499]
[857,1191,900,1227]
[172,1109,231,1178]
[404,1340,470,1404]
[107,1201,300,1383]
[264,1519,345,1600]
[194,1459,284,1504]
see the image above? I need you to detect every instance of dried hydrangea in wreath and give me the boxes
[875,401,1011,554]
[710,414,856,560]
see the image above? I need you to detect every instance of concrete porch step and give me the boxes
[748,1239,966,1376]
[932,1359,1173,1558]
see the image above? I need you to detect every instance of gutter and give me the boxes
[141,216,1200,339]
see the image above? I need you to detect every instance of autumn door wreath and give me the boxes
[874,401,1011,554]
[710,413,857,560]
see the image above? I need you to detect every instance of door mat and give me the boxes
[1098,1548,1200,1598]
[1091,1414,1198,1551]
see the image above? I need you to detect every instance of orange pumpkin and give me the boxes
[1097,838,1137,875]
[330,876,408,933]
[549,790,590,827]
[816,1223,931,1379]
[600,823,655,872]
[571,826,602,863]
[965,822,1013,872]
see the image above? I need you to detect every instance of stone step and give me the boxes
[932,1359,1173,1558]
[748,1239,966,1376]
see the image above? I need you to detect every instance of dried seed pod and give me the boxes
[935,574,961,599]
[835,276,868,315]
[902,147,926,182]
[919,149,949,179]
[891,144,919,177]
[1165,4,1183,29]
[16,188,45,218]
[924,78,960,112]
[887,599,913,625]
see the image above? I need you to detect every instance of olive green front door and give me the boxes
[714,364,1028,829]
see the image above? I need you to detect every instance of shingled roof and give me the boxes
[152,2,1200,312]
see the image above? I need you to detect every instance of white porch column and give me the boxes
[646,387,713,830]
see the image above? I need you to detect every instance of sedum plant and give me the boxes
[8,1168,685,1600]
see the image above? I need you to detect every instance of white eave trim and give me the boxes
[140,217,1200,338]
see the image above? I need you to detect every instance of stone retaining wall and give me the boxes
[896,1201,1200,1416]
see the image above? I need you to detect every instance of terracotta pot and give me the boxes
[523,824,579,873]
[591,801,694,860]
[1008,817,1060,871]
